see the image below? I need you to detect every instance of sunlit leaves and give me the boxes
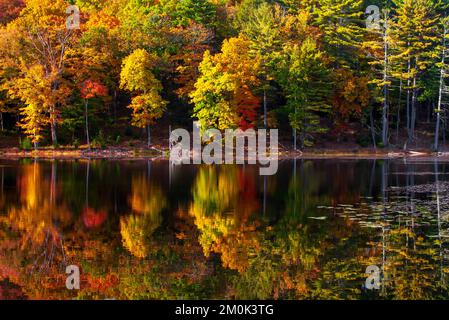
[120,49,167,130]
[190,36,261,130]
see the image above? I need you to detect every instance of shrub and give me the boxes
[73,138,80,149]
[19,137,33,151]
[91,130,108,149]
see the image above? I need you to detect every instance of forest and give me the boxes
[0,0,449,152]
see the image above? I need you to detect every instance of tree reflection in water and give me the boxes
[0,159,448,299]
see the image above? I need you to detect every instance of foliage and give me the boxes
[0,0,448,148]
[276,37,331,148]
[120,49,167,131]
[190,36,261,130]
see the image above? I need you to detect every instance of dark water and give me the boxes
[0,158,449,300]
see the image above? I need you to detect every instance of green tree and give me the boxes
[392,0,440,144]
[276,37,331,150]
[236,1,290,128]
[364,8,394,147]
[308,0,365,69]
[157,0,217,28]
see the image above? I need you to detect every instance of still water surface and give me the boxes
[0,158,448,300]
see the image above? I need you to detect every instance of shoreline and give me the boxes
[0,147,445,161]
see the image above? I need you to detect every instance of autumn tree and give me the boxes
[172,23,214,100]
[236,1,287,127]
[81,80,108,149]
[1,0,79,146]
[190,36,261,130]
[77,9,122,119]
[120,49,167,146]
[7,65,70,148]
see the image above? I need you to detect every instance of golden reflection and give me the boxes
[120,175,167,258]
[2,162,71,247]
[189,166,260,272]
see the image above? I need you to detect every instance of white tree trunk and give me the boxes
[381,11,390,146]
[435,25,447,151]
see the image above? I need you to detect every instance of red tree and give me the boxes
[81,80,108,149]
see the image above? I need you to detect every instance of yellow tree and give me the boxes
[7,65,69,148]
[0,25,21,132]
[1,0,78,146]
[190,36,261,130]
[120,49,167,146]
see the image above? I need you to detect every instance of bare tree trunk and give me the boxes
[147,124,151,147]
[435,24,447,152]
[293,128,297,151]
[410,75,417,143]
[0,112,3,132]
[85,100,90,150]
[382,11,390,147]
[406,56,411,144]
[396,78,402,144]
[51,120,57,147]
[50,105,58,147]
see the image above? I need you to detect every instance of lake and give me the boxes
[0,158,448,300]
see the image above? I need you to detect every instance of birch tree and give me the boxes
[365,9,393,147]
[434,17,449,151]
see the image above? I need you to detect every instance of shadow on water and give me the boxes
[0,158,449,299]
